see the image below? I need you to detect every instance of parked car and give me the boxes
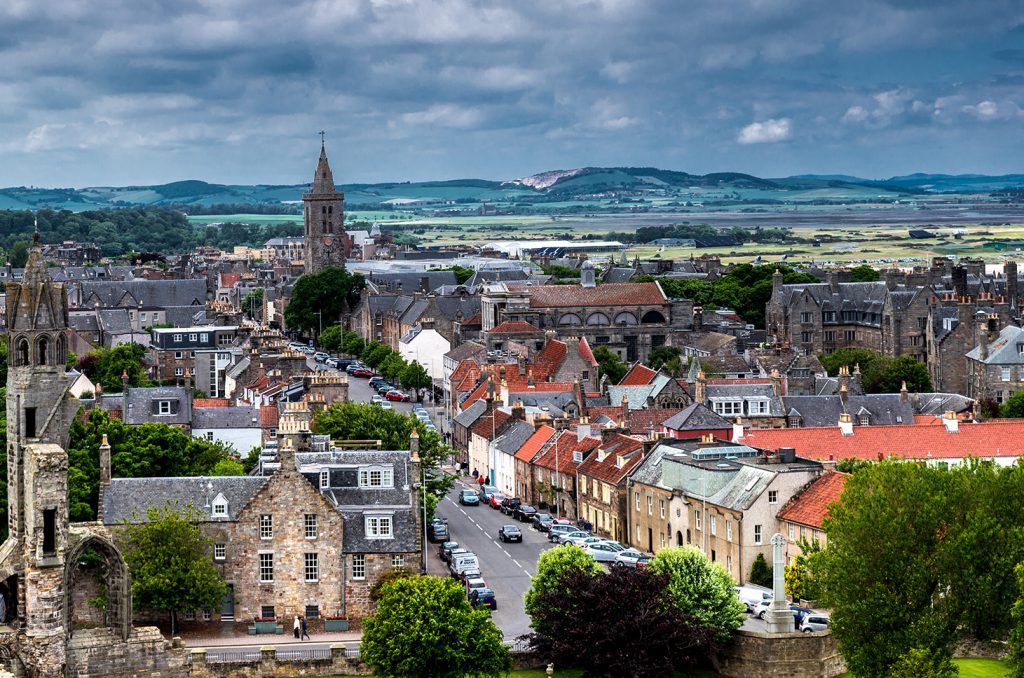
[557,530,592,545]
[499,497,522,515]
[488,493,508,509]
[613,549,647,567]
[449,554,480,581]
[634,554,653,568]
[351,368,373,377]
[379,401,393,410]
[385,390,410,402]
[735,585,773,613]
[371,395,384,405]
[800,614,831,633]
[470,587,497,610]
[566,535,608,548]
[288,342,307,352]
[376,383,397,395]
[368,376,388,387]
[428,518,449,543]
[333,359,358,371]
[314,352,330,363]
[532,513,554,531]
[548,524,577,541]
[583,542,625,562]
[437,542,462,563]
[459,490,480,506]
[478,484,500,501]
[498,525,523,542]
[514,504,538,522]
[346,363,367,374]
[465,577,487,597]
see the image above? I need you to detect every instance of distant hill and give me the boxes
[1,167,1020,212]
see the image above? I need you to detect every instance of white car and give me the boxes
[465,577,487,596]
[380,401,393,410]
[371,395,384,405]
[613,549,646,567]
[583,542,625,562]
[753,599,773,619]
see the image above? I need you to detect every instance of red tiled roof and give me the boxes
[462,312,482,326]
[193,398,230,408]
[533,430,602,471]
[260,404,280,427]
[220,272,242,287]
[489,321,542,334]
[577,336,597,367]
[576,433,645,484]
[535,340,567,373]
[528,282,667,308]
[470,409,511,439]
[777,472,849,529]
[742,419,1024,461]
[515,425,556,463]
[620,363,657,386]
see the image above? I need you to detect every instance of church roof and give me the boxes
[309,144,338,194]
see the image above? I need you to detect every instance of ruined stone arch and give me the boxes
[586,312,610,326]
[64,533,132,641]
[14,336,29,366]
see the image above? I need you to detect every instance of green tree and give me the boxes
[850,264,881,282]
[242,446,261,474]
[210,457,244,476]
[318,324,344,353]
[8,240,29,268]
[815,462,957,677]
[121,502,228,635]
[361,575,511,678]
[748,552,773,589]
[648,546,746,643]
[886,648,958,678]
[399,360,432,395]
[1009,563,1024,678]
[1001,391,1024,418]
[870,355,932,394]
[593,345,628,385]
[362,342,394,369]
[341,331,367,356]
[369,566,417,602]
[380,352,406,381]
[525,545,602,636]
[284,267,365,337]
[818,348,881,377]
[241,287,263,320]
[784,539,823,602]
[647,345,683,376]
[93,344,150,392]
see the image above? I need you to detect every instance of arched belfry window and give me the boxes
[37,337,49,366]
[17,338,29,366]
[57,334,68,366]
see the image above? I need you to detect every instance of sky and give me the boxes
[1,0,1022,187]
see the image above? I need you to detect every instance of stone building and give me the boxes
[965,322,1024,402]
[576,433,646,542]
[304,143,351,274]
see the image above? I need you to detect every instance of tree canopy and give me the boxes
[78,343,150,393]
[648,546,746,643]
[593,346,628,385]
[818,348,932,394]
[284,267,365,337]
[849,264,880,282]
[361,575,510,678]
[525,545,603,637]
[121,502,228,635]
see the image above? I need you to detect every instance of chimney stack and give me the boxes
[410,428,420,461]
[942,410,959,434]
[900,381,909,402]
[99,434,112,487]
[731,417,744,443]
[577,417,591,441]
[838,413,854,436]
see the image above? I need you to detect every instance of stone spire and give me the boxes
[311,143,337,194]
[22,230,48,288]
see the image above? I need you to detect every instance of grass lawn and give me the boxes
[837,658,1010,677]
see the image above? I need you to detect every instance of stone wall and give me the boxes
[188,645,369,678]
[711,629,846,678]
[65,627,189,678]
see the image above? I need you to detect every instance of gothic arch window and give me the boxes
[37,337,49,366]
[57,334,67,367]
[558,313,582,327]
[64,535,132,641]
[614,312,638,325]
[16,337,29,366]
[641,310,667,324]
[586,312,611,326]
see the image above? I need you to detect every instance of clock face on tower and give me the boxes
[324,238,333,247]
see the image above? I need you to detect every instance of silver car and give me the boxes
[800,614,831,633]
[582,542,624,562]
[613,549,646,567]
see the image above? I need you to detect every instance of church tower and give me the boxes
[303,141,348,274]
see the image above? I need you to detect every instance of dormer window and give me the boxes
[211,493,228,517]
[155,400,178,415]
[358,466,394,488]
[572,451,583,463]
[319,469,329,489]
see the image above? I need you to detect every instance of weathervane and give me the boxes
[318,130,326,146]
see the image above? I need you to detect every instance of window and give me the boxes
[768,490,778,504]
[647,496,653,516]
[712,400,742,416]
[173,334,183,342]
[43,508,56,556]
[189,333,198,342]
[636,524,641,541]
[304,514,318,539]
[174,351,183,359]
[320,470,329,489]
[212,497,227,517]
[754,524,762,545]
[259,553,274,582]
[788,524,795,540]
[305,605,319,619]
[800,312,812,323]
[358,467,394,488]
[800,331,813,343]
[824,330,837,342]
[259,514,273,539]
[844,330,857,342]
[710,515,717,536]
[823,311,836,323]
[203,610,212,621]
[351,554,366,580]
[24,407,36,438]
[695,510,702,530]
[1002,367,1012,382]
[184,610,195,621]
[1018,344,1024,355]
[727,555,732,573]
[813,529,820,544]
[261,605,275,620]
[659,499,665,519]
[711,549,716,562]
[366,515,393,539]
[158,400,173,415]
[200,333,209,342]
[391,554,405,568]
[800,526,807,540]
[634,492,640,511]
[726,520,733,542]
[748,400,769,415]
[214,543,226,560]
[304,553,319,582]
[206,432,215,441]
[140,312,147,322]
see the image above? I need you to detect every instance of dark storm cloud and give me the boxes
[0,0,1022,185]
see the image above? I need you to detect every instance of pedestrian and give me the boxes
[472,468,478,479]
[470,590,480,608]
[300,615,310,641]
[293,615,300,639]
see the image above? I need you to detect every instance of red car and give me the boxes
[351,368,374,377]
[385,390,410,402]
[488,493,507,509]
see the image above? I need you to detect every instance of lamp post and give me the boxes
[421,463,428,573]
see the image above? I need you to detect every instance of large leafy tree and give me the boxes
[818,348,932,394]
[284,267,365,337]
[361,341,394,369]
[593,346,628,385]
[399,360,432,394]
[341,331,367,356]
[1001,391,1024,418]
[849,264,880,282]
[361,575,510,678]
[86,343,150,392]
[648,546,746,643]
[317,324,344,353]
[1010,563,1024,678]
[529,565,715,678]
[647,345,683,376]
[525,545,602,637]
[121,502,228,635]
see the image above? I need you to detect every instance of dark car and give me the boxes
[459,490,480,506]
[470,587,497,610]
[498,525,523,543]
[514,504,538,522]
[376,383,397,395]
[368,376,388,387]
[334,359,358,371]
[532,513,554,531]
[428,518,449,543]
[500,497,522,515]
[438,541,460,563]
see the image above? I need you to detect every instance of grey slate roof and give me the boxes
[369,271,457,293]
[966,325,1024,364]
[76,279,207,308]
[705,383,785,416]
[102,475,268,524]
[782,394,915,427]
[97,309,134,334]
[453,399,487,428]
[192,406,260,429]
[124,386,193,425]
[445,341,485,362]
[492,420,535,455]
[661,403,731,431]
[914,392,975,415]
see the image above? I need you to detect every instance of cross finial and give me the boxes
[318,130,326,147]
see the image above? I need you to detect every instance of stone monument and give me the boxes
[766,532,794,633]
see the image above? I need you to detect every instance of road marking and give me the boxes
[476,523,484,531]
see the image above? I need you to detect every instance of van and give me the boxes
[450,554,480,579]
[735,584,773,613]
